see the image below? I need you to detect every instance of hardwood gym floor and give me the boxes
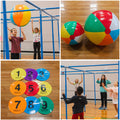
[61,100,117,119]
[1,61,59,119]
[61,1,119,59]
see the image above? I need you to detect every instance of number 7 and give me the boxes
[15,101,21,109]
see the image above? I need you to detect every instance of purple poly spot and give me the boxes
[25,68,38,81]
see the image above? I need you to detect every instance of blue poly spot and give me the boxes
[110,29,119,41]
[70,40,78,45]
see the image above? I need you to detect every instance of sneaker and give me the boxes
[104,107,107,110]
[99,106,104,110]
[115,114,118,118]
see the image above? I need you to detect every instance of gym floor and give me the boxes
[61,100,117,119]
[61,1,119,59]
[1,61,59,119]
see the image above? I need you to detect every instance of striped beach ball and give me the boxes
[61,21,84,45]
[10,5,31,27]
[84,10,119,46]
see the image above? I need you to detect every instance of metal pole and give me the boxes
[57,20,60,51]
[94,74,96,105]
[65,67,67,119]
[118,61,120,119]
[19,27,21,59]
[51,18,55,59]
[83,72,86,111]
[2,0,9,59]
[39,10,43,59]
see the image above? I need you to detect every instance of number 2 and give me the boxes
[28,71,33,77]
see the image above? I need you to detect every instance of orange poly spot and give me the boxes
[99,34,113,46]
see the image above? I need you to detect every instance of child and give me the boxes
[8,28,26,59]
[102,81,118,118]
[67,75,83,95]
[31,19,41,59]
[62,86,87,119]
[96,74,111,110]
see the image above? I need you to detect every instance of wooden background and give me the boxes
[1,61,59,119]
[61,1,119,59]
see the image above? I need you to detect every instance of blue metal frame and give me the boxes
[61,63,119,119]
[2,0,9,59]
[1,0,60,59]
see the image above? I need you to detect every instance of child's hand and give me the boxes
[97,78,99,81]
[85,94,87,97]
[31,19,33,23]
[39,19,40,23]
[67,77,69,80]
[102,83,104,86]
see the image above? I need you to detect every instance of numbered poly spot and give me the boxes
[37,81,52,96]
[24,96,40,114]
[8,97,27,114]
[10,81,26,96]
[38,97,54,115]
[11,68,26,80]
[25,81,39,96]
[24,68,38,81]
[36,68,50,81]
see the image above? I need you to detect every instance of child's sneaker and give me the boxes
[99,106,104,110]
[114,114,118,118]
[104,107,107,110]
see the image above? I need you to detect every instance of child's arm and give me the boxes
[21,28,26,40]
[62,93,74,104]
[67,77,74,85]
[8,27,12,40]
[106,78,111,84]
[79,75,83,85]
[31,19,34,33]
[39,19,40,34]
[96,78,100,84]
[102,83,113,92]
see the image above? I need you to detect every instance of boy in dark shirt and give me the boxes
[8,28,26,59]
[62,86,87,119]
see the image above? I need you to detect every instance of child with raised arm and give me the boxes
[31,19,41,59]
[62,86,87,119]
[96,74,111,110]
[8,28,26,59]
[67,75,83,95]
[102,81,118,118]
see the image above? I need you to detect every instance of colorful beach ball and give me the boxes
[61,21,84,45]
[84,10,119,46]
[10,5,31,27]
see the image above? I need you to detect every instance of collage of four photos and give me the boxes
[0,0,120,120]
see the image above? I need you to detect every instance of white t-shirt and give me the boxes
[108,86,118,104]
[73,83,79,91]
[33,33,40,42]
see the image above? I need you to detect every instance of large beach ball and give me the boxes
[10,5,31,27]
[61,21,84,45]
[84,10,119,46]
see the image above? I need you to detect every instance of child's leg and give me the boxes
[79,112,84,119]
[100,93,104,107]
[33,42,37,59]
[113,104,118,113]
[72,113,78,119]
[104,92,107,107]
[37,42,41,59]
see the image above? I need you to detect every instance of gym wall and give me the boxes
[61,61,118,100]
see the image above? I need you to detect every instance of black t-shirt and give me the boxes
[63,94,87,114]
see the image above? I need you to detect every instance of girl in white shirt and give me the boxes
[67,75,83,95]
[31,19,41,59]
[102,81,118,118]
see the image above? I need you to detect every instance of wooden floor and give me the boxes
[1,61,59,119]
[1,54,59,59]
[61,100,118,119]
[61,1,119,59]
